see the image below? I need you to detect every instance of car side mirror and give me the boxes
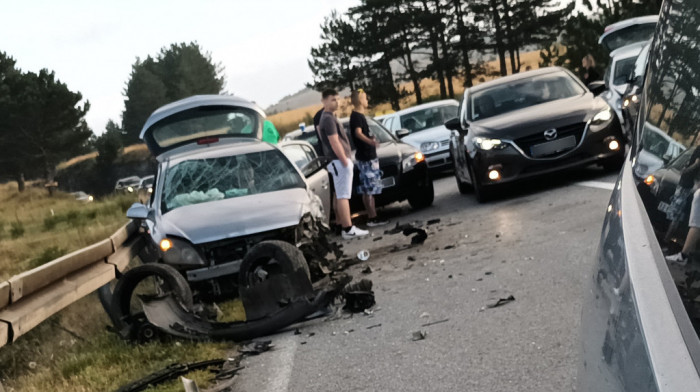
[662,153,673,163]
[396,129,410,138]
[588,81,606,96]
[126,203,150,220]
[445,117,468,136]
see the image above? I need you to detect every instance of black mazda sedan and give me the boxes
[447,67,626,202]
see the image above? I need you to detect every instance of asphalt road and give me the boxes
[233,166,619,392]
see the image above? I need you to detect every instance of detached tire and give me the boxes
[111,263,193,332]
[239,240,310,288]
[408,175,435,210]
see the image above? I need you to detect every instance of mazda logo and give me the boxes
[543,128,557,141]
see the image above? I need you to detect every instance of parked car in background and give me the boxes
[620,40,652,138]
[283,116,434,210]
[600,41,646,129]
[598,14,658,52]
[578,1,700,390]
[379,100,459,171]
[447,67,625,202]
[70,191,93,203]
[138,175,155,193]
[127,94,327,300]
[114,176,141,193]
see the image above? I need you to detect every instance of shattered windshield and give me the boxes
[161,149,305,212]
[149,106,262,149]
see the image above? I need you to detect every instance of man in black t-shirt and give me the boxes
[349,89,388,227]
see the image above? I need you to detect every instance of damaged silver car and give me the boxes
[111,95,345,342]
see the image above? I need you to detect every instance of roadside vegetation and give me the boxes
[0,182,229,391]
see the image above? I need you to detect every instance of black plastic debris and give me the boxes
[444,245,455,250]
[367,323,382,329]
[361,265,373,274]
[421,318,449,327]
[485,271,493,276]
[403,227,428,245]
[373,236,383,242]
[486,295,516,309]
[343,279,376,312]
[294,328,302,335]
[411,331,427,341]
[427,218,441,226]
[407,256,416,262]
[115,359,225,392]
[239,340,273,355]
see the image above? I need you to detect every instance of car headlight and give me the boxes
[161,237,206,267]
[127,186,134,193]
[420,141,440,153]
[474,137,507,151]
[402,152,425,172]
[592,107,613,124]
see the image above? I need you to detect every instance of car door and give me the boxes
[279,142,331,222]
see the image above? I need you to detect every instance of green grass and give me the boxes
[0,182,231,391]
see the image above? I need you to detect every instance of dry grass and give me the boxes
[0,183,230,391]
[269,48,553,136]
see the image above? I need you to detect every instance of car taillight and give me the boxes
[197,137,219,145]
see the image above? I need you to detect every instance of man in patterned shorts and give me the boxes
[349,89,388,227]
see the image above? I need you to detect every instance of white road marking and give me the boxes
[576,180,615,190]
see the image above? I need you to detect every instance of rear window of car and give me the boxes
[399,105,458,134]
[148,106,262,149]
[602,23,657,52]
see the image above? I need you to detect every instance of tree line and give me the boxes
[0,42,225,193]
[308,0,662,110]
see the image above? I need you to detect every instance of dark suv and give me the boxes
[578,2,700,391]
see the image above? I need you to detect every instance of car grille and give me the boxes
[198,229,295,265]
[513,122,586,158]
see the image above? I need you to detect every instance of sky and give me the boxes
[1,0,358,134]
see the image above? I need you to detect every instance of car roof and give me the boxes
[390,100,459,116]
[117,176,140,182]
[139,95,266,140]
[166,138,275,164]
[610,41,647,59]
[468,67,568,94]
[598,15,659,44]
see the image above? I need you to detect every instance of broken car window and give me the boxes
[161,149,306,212]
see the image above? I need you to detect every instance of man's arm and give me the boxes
[355,127,379,147]
[327,134,350,166]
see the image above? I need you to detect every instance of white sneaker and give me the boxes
[342,225,369,240]
[666,252,688,266]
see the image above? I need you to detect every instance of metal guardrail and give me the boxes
[0,221,146,348]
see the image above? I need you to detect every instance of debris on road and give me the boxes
[367,323,382,329]
[403,226,428,245]
[421,318,449,327]
[115,359,226,392]
[419,312,430,319]
[411,331,427,341]
[444,245,455,250]
[427,218,441,225]
[343,279,376,312]
[407,256,416,262]
[485,271,493,276]
[357,249,370,261]
[294,328,302,335]
[485,295,516,309]
[238,340,273,355]
[373,236,383,241]
[361,265,373,274]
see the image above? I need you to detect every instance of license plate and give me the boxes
[530,135,576,157]
[381,176,396,188]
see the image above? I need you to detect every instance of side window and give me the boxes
[281,144,312,170]
[300,144,317,161]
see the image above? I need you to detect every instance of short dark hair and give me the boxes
[322,89,338,99]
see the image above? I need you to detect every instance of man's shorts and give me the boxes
[328,159,354,200]
[356,159,383,196]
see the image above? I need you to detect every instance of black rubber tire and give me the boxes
[111,263,193,331]
[238,240,310,288]
[455,169,471,195]
[469,163,491,203]
[408,174,435,210]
